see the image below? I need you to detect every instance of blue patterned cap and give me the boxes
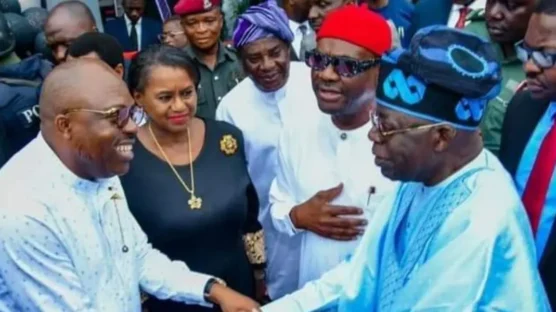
[376,25,502,130]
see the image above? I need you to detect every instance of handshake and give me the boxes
[205,279,265,312]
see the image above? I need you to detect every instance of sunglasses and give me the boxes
[515,40,556,69]
[305,50,380,78]
[64,105,145,128]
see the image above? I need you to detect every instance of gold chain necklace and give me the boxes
[148,123,202,209]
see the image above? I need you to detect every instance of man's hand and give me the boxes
[208,283,261,312]
[289,183,367,241]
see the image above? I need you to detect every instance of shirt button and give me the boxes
[340,133,347,140]
[214,76,219,81]
[217,96,222,101]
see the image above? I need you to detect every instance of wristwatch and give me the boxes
[203,277,226,301]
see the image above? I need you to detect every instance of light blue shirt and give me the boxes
[515,102,556,261]
[262,150,550,312]
[0,135,213,311]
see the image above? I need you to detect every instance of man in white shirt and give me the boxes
[269,5,396,290]
[216,1,319,300]
[262,25,550,312]
[0,59,259,312]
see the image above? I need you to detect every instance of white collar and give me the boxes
[323,115,374,143]
[124,14,142,26]
[288,19,311,32]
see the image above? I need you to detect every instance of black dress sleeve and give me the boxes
[242,181,266,270]
[237,131,267,270]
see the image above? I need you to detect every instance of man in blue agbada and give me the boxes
[261,25,551,312]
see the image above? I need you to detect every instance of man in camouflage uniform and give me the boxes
[174,0,244,119]
[465,0,535,155]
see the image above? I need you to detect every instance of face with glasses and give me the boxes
[368,106,455,182]
[308,38,380,115]
[520,13,556,100]
[161,19,188,49]
[55,68,141,179]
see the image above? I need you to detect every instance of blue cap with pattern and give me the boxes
[376,25,502,130]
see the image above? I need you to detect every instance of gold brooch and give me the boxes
[220,134,237,155]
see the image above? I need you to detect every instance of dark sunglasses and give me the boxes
[515,40,556,69]
[64,105,145,128]
[305,49,380,78]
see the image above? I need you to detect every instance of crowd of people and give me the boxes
[0,0,555,311]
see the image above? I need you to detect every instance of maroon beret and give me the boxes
[174,0,221,15]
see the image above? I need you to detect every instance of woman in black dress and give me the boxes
[120,45,267,311]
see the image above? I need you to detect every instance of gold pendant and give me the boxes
[188,195,202,210]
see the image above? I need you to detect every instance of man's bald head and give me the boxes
[40,59,130,126]
[45,1,97,64]
[40,58,138,180]
[47,1,96,27]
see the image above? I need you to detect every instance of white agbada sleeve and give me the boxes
[268,130,303,236]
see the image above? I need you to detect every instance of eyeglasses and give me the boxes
[371,111,449,138]
[515,40,556,69]
[64,105,145,128]
[305,50,380,78]
[158,31,185,42]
